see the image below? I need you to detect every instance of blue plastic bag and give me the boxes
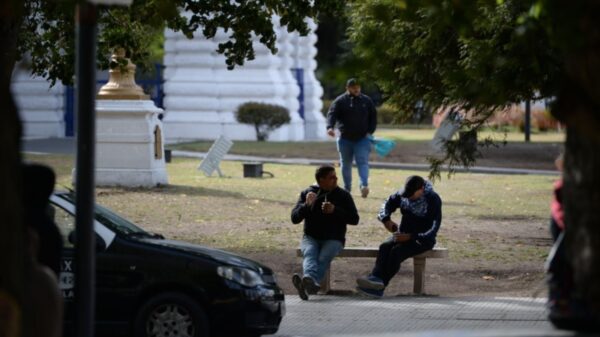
[369,136,397,157]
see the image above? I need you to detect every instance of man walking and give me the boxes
[291,165,359,300]
[356,175,442,298]
[327,78,377,198]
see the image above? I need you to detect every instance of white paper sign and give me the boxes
[198,136,234,177]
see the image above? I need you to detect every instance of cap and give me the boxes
[346,78,359,87]
[401,175,425,198]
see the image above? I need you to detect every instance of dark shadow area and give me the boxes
[97,184,246,199]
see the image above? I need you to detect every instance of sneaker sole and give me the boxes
[356,277,385,290]
[356,287,383,299]
[292,274,309,301]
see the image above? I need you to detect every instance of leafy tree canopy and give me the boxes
[347,0,597,177]
[18,0,343,86]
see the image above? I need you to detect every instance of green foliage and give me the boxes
[378,103,401,124]
[16,0,343,86]
[235,102,291,141]
[348,0,565,178]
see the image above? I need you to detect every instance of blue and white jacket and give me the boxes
[377,182,442,247]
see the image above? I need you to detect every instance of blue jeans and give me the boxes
[336,136,371,192]
[300,235,344,283]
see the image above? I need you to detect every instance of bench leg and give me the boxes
[319,268,331,294]
[413,257,426,294]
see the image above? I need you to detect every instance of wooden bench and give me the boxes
[295,247,448,295]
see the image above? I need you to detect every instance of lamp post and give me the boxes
[74,4,97,337]
[73,1,131,337]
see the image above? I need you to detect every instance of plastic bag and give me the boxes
[370,136,397,157]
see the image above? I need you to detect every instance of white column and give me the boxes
[215,29,290,141]
[11,68,65,139]
[269,19,304,141]
[163,14,308,142]
[163,29,223,142]
[295,19,327,140]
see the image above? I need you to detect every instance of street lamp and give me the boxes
[73,2,131,337]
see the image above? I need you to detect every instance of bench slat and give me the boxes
[295,247,448,258]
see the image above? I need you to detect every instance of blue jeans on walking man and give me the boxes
[300,235,344,284]
[336,136,371,192]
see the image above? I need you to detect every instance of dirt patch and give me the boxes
[241,250,548,298]
[223,217,553,299]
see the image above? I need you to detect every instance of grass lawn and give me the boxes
[28,153,555,265]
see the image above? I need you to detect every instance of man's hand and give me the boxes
[383,220,399,233]
[327,128,335,137]
[322,201,335,214]
[393,233,411,243]
[305,192,317,206]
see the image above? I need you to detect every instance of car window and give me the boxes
[57,193,148,236]
[50,204,75,249]
[94,204,148,235]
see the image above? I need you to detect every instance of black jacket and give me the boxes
[326,92,377,140]
[377,186,442,247]
[291,185,359,245]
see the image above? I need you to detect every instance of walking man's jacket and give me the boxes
[327,92,377,141]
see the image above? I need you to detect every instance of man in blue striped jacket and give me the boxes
[356,175,442,298]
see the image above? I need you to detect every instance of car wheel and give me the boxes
[134,292,209,337]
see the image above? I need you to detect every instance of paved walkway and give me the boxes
[22,138,558,176]
[273,295,568,337]
[173,150,558,176]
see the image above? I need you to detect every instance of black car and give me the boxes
[50,192,285,337]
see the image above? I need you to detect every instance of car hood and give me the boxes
[137,238,272,273]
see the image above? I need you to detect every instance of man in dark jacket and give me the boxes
[356,175,442,298]
[326,78,377,198]
[291,165,359,300]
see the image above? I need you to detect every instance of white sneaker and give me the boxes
[360,186,369,198]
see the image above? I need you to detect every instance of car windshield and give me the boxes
[59,193,149,236]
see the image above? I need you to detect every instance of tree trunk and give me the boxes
[562,109,600,318]
[1,1,26,336]
[555,28,600,320]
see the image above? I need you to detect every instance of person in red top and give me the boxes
[550,154,564,240]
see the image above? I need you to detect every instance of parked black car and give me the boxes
[50,192,285,337]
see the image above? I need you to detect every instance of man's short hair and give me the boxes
[401,175,425,198]
[315,165,335,182]
[346,78,359,87]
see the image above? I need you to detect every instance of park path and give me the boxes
[21,137,558,175]
[273,295,567,337]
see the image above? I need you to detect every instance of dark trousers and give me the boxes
[371,237,433,286]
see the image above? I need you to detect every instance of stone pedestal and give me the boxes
[94,100,168,187]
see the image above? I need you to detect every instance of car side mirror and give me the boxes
[68,230,107,251]
[68,230,76,245]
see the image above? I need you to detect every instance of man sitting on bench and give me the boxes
[291,165,359,300]
[356,175,442,298]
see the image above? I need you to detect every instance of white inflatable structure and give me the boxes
[162,18,326,142]
[12,67,66,139]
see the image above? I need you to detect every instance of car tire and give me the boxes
[133,292,209,337]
